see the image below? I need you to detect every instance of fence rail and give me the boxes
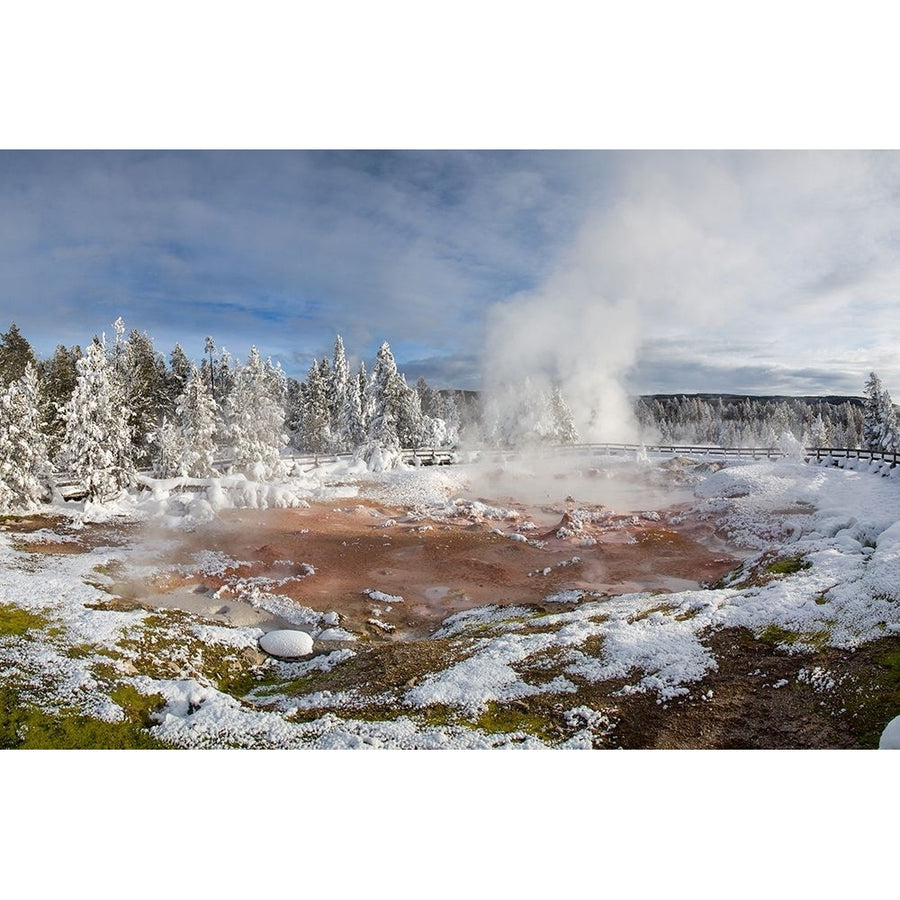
[50,443,899,501]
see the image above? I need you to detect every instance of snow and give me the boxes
[362,588,403,603]
[879,715,900,749]
[4,449,900,747]
[258,629,314,658]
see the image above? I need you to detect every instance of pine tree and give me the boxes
[0,364,51,512]
[60,339,134,501]
[152,416,182,479]
[366,342,404,454]
[175,363,218,476]
[862,372,899,451]
[550,386,579,444]
[299,359,332,453]
[39,344,82,459]
[0,323,38,389]
[340,368,367,450]
[331,335,351,450]
[124,328,169,466]
[166,343,191,411]
[357,361,372,434]
[226,346,287,480]
[396,375,424,448]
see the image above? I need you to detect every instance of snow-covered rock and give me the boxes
[879,714,900,748]
[259,629,314,658]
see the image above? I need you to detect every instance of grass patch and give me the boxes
[758,624,800,645]
[765,555,811,576]
[110,684,166,729]
[474,701,551,738]
[0,603,49,636]
[757,624,829,649]
[0,685,167,749]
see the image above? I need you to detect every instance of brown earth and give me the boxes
[139,498,740,638]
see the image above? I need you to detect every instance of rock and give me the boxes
[879,714,900,749]
[259,629,315,658]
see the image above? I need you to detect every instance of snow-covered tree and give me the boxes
[396,375,424,448]
[166,343,191,409]
[330,335,351,450]
[60,339,134,502]
[39,343,81,459]
[550,386,578,444]
[123,328,169,465]
[340,370,367,450]
[0,364,51,512]
[152,416,182,479]
[226,346,287,480]
[366,342,404,455]
[175,363,218,477]
[863,372,899,452]
[298,358,332,453]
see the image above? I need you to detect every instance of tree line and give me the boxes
[0,320,463,507]
[634,376,897,451]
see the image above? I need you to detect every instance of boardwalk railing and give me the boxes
[50,443,900,500]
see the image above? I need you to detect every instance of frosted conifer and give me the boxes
[331,335,351,450]
[60,339,134,502]
[226,346,287,480]
[299,359,332,453]
[367,342,404,454]
[550,386,579,444]
[0,364,51,512]
[176,364,218,476]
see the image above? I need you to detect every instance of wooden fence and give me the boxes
[50,443,899,501]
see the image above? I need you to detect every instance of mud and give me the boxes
[119,496,740,638]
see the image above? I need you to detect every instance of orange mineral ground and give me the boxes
[121,489,740,640]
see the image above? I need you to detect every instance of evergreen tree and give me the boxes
[124,328,169,465]
[204,336,217,401]
[285,376,304,450]
[550,386,579,444]
[416,376,439,418]
[226,346,287,480]
[331,335,351,450]
[396,375,424,447]
[299,359,332,453]
[39,344,81,459]
[340,372,367,449]
[862,372,899,451]
[366,342,404,454]
[60,339,134,501]
[175,363,218,477]
[0,364,51,512]
[166,343,191,410]
[0,323,38,389]
[357,361,372,434]
[152,416,182,479]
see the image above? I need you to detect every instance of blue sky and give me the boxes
[3,149,900,396]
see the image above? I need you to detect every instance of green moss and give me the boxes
[110,684,166,728]
[765,555,811,576]
[0,603,48,636]
[474,701,550,738]
[758,624,800,645]
[841,646,900,748]
[0,685,167,749]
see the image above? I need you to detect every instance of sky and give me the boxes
[3,149,900,398]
